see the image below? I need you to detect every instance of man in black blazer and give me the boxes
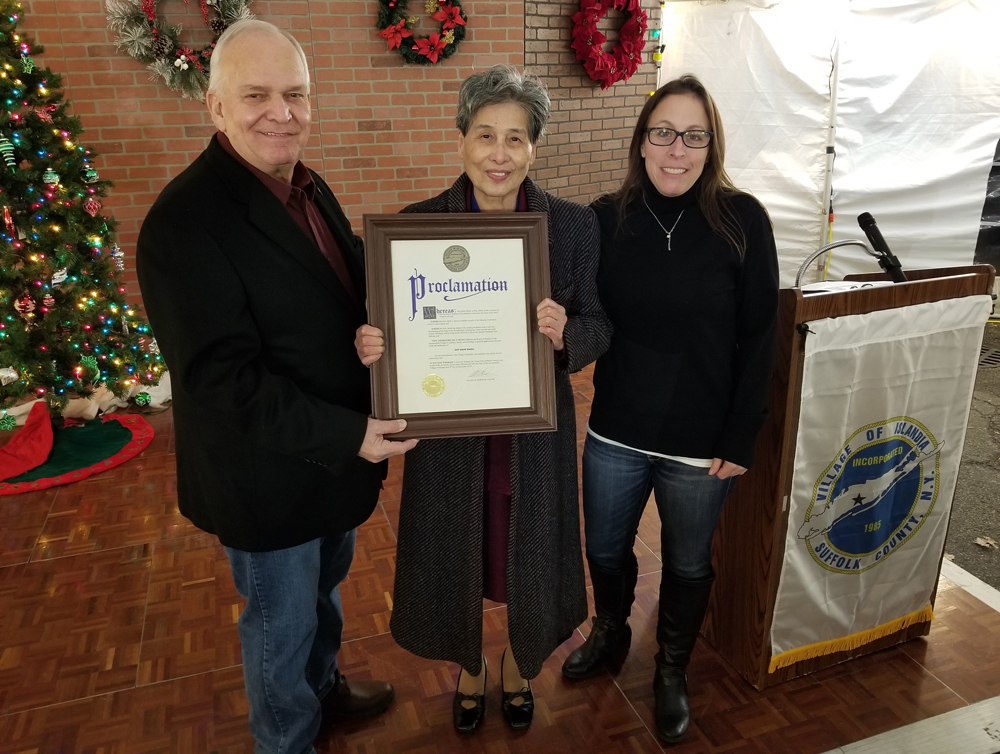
[136,20,415,753]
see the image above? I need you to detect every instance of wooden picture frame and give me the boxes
[363,213,557,440]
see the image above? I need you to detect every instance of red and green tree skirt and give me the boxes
[0,0,163,430]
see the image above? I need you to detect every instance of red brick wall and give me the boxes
[21,0,659,303]
[526,0,661,203]
[21,0,525,300]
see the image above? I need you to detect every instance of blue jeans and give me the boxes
[225,531,356,754]
[582,435,734,580]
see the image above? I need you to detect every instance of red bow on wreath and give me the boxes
[571,0,648,89]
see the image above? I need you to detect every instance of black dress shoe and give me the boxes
[321,672,395,720]
[500,649,534,730]
[453,658,487,733]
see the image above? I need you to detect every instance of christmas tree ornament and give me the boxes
[42,168,59,185]
[134,392,152,407]
[121,315,129,334]
[13,294,35,315]
[3,205,15,236]
[0,413,15,431]
[34,105,54,123]
[82,166,99,183]
[20,53,33,72]
[0,367,19,386]
[83,197,102,216]
[148,338,161,355]
[110,243,125,271]
[51,268,68,286]
[42,294,55,307]
[0,134,15,169]
[80,355,101,384]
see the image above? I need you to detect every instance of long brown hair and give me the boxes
[614,74,747,255]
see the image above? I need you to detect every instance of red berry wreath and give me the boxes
[571,0,648,89]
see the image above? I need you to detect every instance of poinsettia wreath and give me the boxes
[106,0,254,100]
[571,0,647,89]
[377,0,467,65]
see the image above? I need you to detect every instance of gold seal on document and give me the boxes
[443,244,470,272]
[421,374,446,397]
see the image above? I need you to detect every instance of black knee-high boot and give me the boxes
[653,571,714,744]
[561,555,639,679]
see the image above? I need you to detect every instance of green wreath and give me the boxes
[377,0,467,65]
[106,0,254,100]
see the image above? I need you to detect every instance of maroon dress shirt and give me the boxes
[217,133,360,309]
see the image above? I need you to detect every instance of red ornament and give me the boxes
[83,197,102,217]
[14,294,35,314]
[42,294,55,307]
[34,104,56,122]
[3,206,15,237]
[571,0,647,89]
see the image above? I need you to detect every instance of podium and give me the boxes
[702,265,996,690]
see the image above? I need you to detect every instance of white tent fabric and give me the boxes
[826,0,1000,280]
[658,0,1000,287]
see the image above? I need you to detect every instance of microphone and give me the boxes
[857,212,907,283]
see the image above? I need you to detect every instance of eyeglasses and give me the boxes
[645,128,713,149]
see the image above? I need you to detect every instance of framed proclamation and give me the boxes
[363,213,557,440]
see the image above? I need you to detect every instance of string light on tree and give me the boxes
[0,0,164,425]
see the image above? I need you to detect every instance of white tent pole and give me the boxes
[819,33,841,277]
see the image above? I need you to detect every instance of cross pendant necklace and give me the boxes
[643,194,685,251]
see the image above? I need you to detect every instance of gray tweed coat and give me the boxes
[388,174,612,678]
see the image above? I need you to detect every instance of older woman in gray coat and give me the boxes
[355,65,611,733]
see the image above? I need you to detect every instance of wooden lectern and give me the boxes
[702,265,996,690]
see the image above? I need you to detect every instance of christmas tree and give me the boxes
[0,0,162,430]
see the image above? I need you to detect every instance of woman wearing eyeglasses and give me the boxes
[560,75,779,745]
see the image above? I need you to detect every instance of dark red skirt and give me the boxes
[482,434,512,603]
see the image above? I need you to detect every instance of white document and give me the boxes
[391,238,530,415]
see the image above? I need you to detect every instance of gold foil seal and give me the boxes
[421,374,445,397]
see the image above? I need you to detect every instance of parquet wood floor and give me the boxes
[1,371,998,753]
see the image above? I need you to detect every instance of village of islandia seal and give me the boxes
[443,244,470,272]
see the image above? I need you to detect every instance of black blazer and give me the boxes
[136,136,386,552]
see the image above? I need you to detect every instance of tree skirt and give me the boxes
[0,414,153,495]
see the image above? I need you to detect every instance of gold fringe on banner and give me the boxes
[768,604,935,673]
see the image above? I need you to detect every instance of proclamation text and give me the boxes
[391,238,530,415]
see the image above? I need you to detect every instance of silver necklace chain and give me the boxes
[643,194,685,251]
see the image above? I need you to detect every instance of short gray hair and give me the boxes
[456,65,550,144]
[208,20,310,94]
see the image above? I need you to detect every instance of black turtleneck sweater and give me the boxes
[588,176,779,468]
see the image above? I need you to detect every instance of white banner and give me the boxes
[769,295,992,671]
